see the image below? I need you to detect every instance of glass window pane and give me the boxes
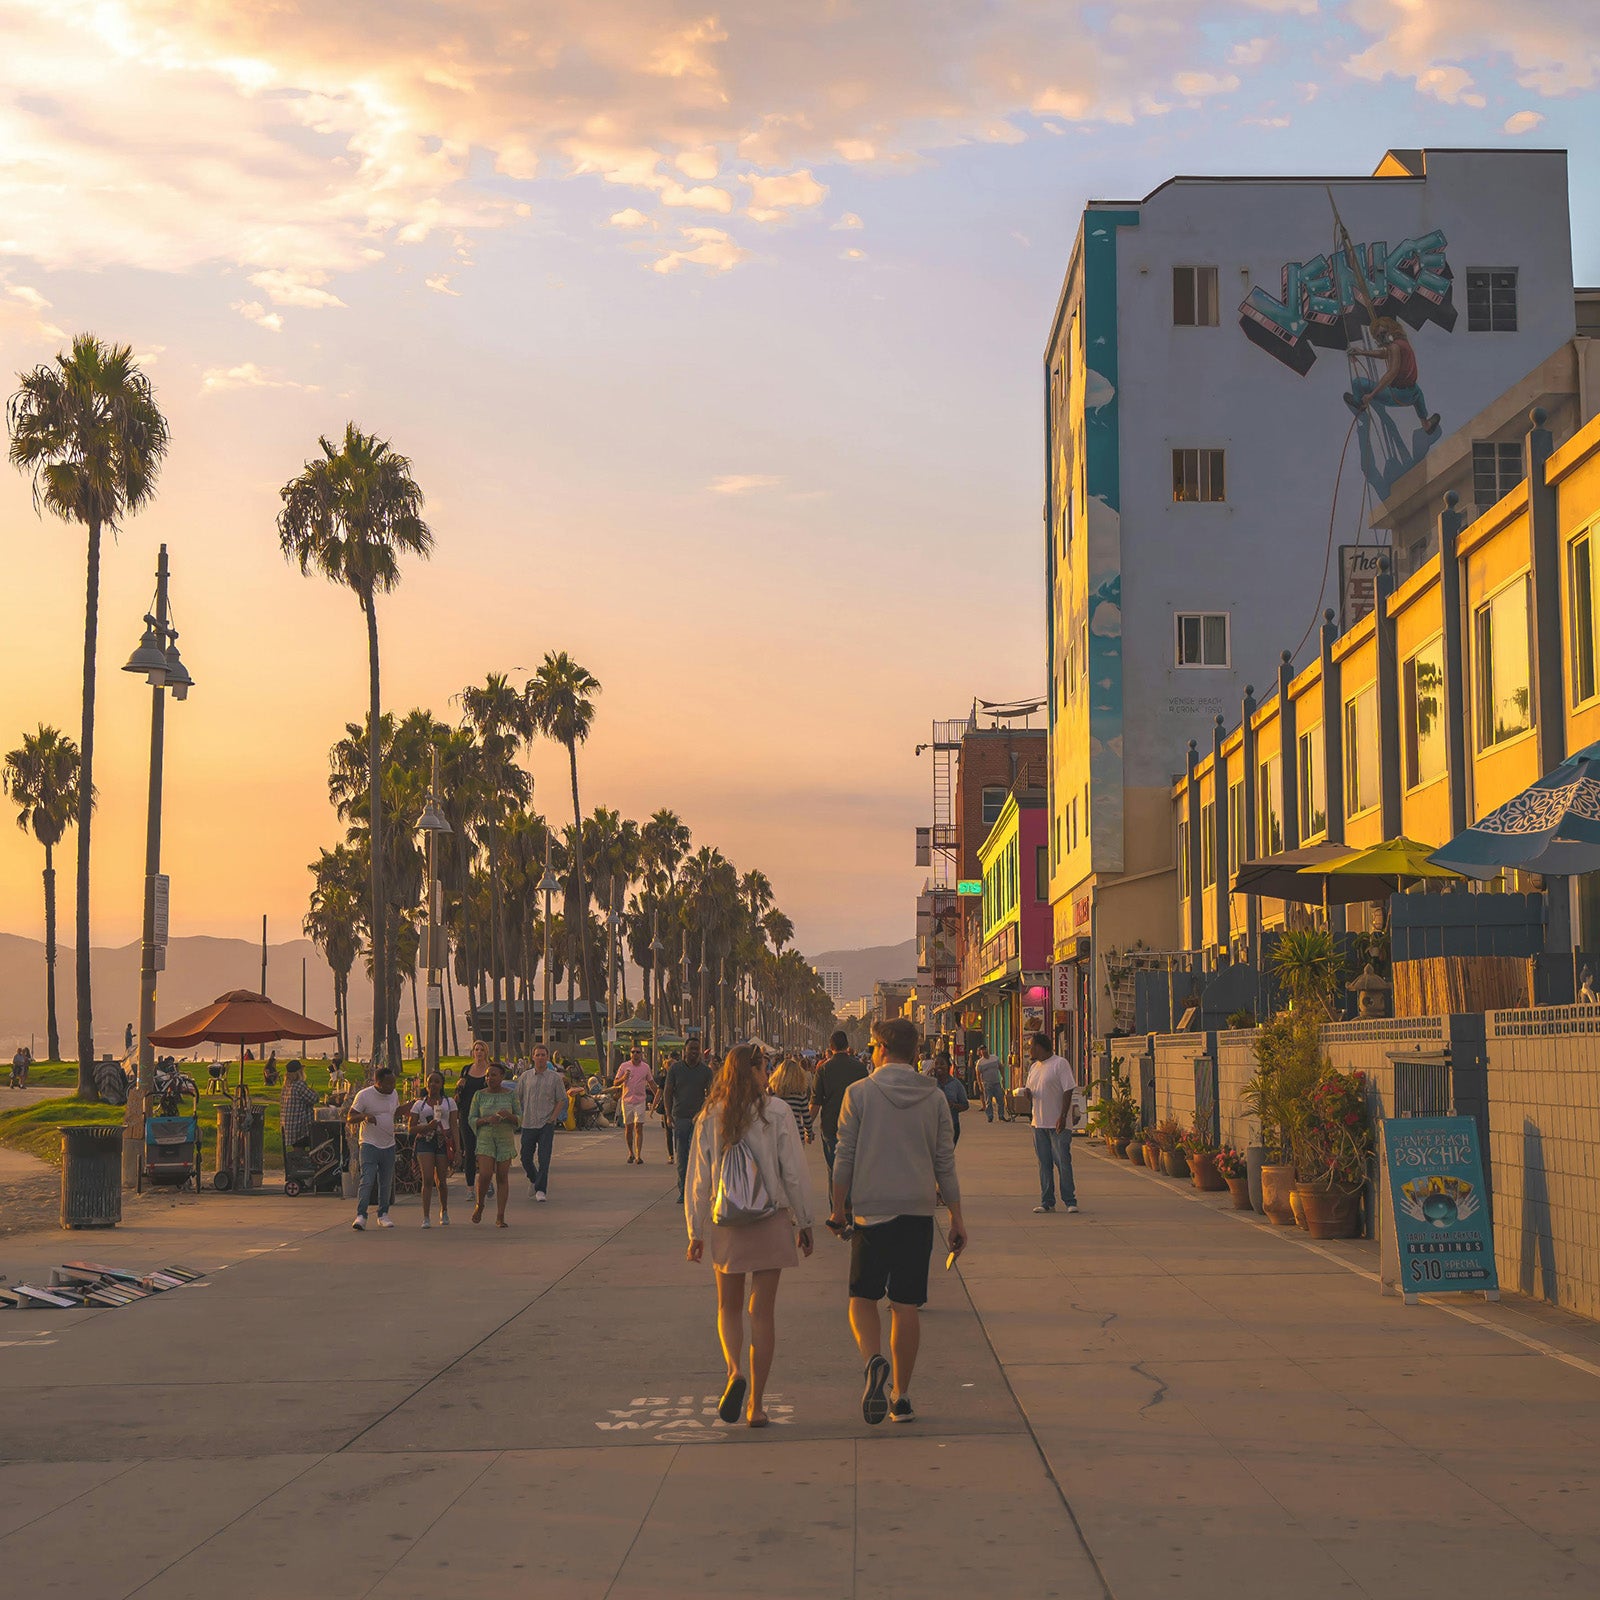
[1199,267,1219,326]
[1405,640,1445,787]
[1173,267,1195,326]
[1488,583,1532,742]
[1572,537,1596,704]
[1202,614,1227,664]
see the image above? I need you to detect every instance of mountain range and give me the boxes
[804,939,916,1003]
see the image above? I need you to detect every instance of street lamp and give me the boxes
[698,945,711,1059]
[538,837,561,1055]
[418,747,451,1086]
[650,902,662,1082]
[605,878,623,1072]
[120,545,194,1188]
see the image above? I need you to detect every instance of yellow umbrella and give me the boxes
[1303,836,1462,899]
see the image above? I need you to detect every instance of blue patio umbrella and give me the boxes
[1430,740,1600,880]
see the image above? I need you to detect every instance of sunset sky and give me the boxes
[4,1,1600,957]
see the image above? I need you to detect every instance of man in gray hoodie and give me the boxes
[829,1015,967,1426]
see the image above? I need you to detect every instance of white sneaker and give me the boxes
[421,1217,432,1228]
[1065,1204,1079,1214]
[351,1216,366,1230]
[440,1213,451,1227]
[1032,1205,1052,1214]
[535,1191,547,1203]
[377,1215,395,1229]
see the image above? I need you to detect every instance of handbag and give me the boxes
[711,1134,780,1227]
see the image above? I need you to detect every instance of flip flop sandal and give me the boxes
[718,1374,748,1424]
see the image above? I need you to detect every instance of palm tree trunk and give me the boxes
[567,742,602,1067]
[362,594,387,1082]
[42,843,60,1061]
[410,970,423,1067]
[444,953,459,1057]
[74,518,101,1096]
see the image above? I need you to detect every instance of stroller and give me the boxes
[283,1110,347,1197]
[138,1077,201,1193]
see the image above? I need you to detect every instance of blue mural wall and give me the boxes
[1083,209,1139,876]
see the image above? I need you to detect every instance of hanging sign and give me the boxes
[1381,1115,1500,1303]
[151,873,170,947]
[956,880,983,896]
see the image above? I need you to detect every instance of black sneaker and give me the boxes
[862,1354,891,1425]
[889,1396,915,1424]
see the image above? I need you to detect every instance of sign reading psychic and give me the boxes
[1381,1115,1499,1302]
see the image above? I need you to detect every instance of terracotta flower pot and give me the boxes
[1260,1164,1298,1226]
[1127,1141,1145,1167]
[1188,1151,1226,1192]
[1143,1142,1162,1170]
[1112,1138,1130,1160]
[1162,1149,1190,1179]
[1294,1182,1363,1239]
[1225,1174,1253,1209]
[1290,1187,1308,1230]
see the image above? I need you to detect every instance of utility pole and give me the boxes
[261,914,268,996]
[419,747,451,1084]
[539,836,559,1056]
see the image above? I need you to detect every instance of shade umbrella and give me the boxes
[1306,837,1462,898]
[1430,741,1600,879]
[1232,843,1376,904]
[149,988,337,1095]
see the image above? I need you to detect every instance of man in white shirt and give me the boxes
[1025,1033,1078,1215]
[515,1043,568,1201]
[348,1065,400,1230]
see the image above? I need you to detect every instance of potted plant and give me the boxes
[1242,1010,1324,1226]
[1291,1067,1372,1239]
[1086,1063,1140,1157]
[1215,1146,1252,1209]
[1151,1117,1188,1178]
[1183,1122,1226,1191]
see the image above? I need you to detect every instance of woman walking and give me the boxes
[768,1055,815,1144]
[686,1044,814,1428]
[468,1060,518,1227]
[455,1040,491,1182]
[411,1069,456,1227]
[933,1055,969,1146]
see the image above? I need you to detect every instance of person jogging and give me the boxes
[829,1016,966,1427]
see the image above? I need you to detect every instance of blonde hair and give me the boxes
[768,1056,809,1100]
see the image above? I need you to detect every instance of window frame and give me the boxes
[1172,265,1220,328]
[1297,725,1327,841]
[1569,527,1599,709]
[1473,574,1535,752]
[1200,799,1216,889]
[1172,447,1226,504]
[1177,818,1191,899]
[1175,611,1230,669]
[1342,683,1379,818]
[980,785,1007,829]
[1403,634,1448,793]
[1257,753,1283,856]
[1466,268,1519,334]
[1227,778,1247,876]
[1471,439,1524,511]
[1035,844,1049,903]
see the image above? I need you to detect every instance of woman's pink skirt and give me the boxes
[709,1210,799,1273]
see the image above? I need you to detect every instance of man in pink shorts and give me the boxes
[613,1044,655,1165]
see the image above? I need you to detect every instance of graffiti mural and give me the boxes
[1239,230,1456,374]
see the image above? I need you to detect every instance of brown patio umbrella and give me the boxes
[149,989,337,1094]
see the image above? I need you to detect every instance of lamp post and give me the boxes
[698,946,711,1060]
[538,837,560,1055]
[120,544,194,1188]
[605,878,622,1074]
[650,900,662,1080]
[418,746,451,1086]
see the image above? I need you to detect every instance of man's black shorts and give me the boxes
[849,1214,935,1307]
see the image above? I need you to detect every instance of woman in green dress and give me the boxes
[469,1060,518,1227]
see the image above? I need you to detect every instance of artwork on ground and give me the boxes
[1240,225,1455,499]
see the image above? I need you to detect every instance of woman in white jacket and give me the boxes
[686,1043,814,1428]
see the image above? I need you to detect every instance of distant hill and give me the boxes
[804,939,917,1003]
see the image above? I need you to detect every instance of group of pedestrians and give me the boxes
[683,1017,966,1429]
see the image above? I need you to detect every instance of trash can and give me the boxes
[60,1125,123,1229]
[215,1104,267,1189]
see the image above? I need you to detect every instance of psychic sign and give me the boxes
[1381,1115,1499,1302]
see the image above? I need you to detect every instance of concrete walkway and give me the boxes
[3,1117,1600,1597]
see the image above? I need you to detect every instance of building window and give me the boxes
[1472,441,1524,510]
[1173,448,1225,503]
[1200,800,1216,888]
[1343,685,1379,816]
[1176,612,1229,667]
[1297,727,1327,839]
[1036,845,1049,902]
[1257,754,1282,856]
[1474,577,1534,749]
[981,786,1007,827]
[1466,269,1518,333]
[1177,819,1191,899]
[1228,779,1246,875]
[1070,795,1079,849]
[1404,638,1447,789]
[1173,265,1219,327]
[1570,531,1598,706]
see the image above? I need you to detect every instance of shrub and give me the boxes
[1150,1116,1183,1153]
[1214,1146,1247,1180]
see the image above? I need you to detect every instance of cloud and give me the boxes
[742,168,828,223]
[651,226,749,274]
[232,299,284,332]
[831,212,864,231]
[200,361,309,392]
[248,269,346,310]
[1229,38,1271,66]
[1173,71,1240,97]
[0,278,65,353]
[608,208,653,228]
[708,473,782,495]
[840,247,865,262]
[424,273,460,295]
[1504,109,1546,134]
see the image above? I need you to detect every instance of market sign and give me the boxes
[956,880,983,896]
[1381,1115,1500,1304]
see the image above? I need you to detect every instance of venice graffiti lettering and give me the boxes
[1239,230,1456,375]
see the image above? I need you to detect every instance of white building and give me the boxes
[814,967,844,1003]
[1043,147,1579,1053]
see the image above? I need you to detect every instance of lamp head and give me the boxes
[162,634,194,699]
[123,616,169,685]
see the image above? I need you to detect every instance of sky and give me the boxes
[3,0,1600,958]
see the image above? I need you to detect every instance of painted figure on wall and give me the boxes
[1343,317,1439,433]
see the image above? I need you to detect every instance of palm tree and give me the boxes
[3,725,84,1061]
[526,652,603,1062]
[305,845,362,1060]
[279,423,432,1073]
[8,336,168,1095]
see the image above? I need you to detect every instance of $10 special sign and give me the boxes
[1382,1115,1499,1300]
